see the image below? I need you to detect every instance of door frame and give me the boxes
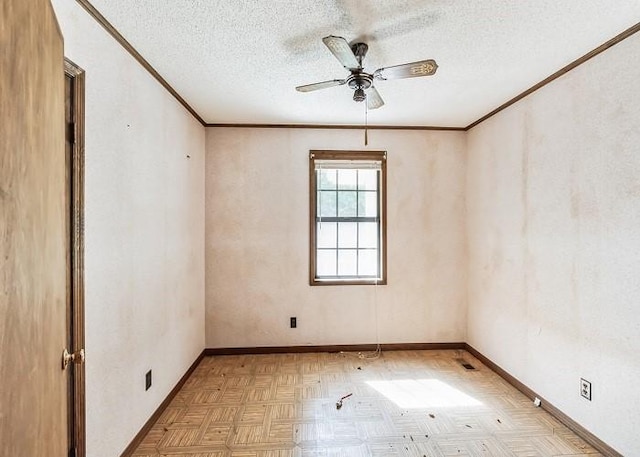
[64,57,86,457]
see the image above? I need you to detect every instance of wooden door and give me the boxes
[0,1,68,456]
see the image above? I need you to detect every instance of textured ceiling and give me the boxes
[87,0,640,127]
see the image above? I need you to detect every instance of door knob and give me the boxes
[62,348,85,370]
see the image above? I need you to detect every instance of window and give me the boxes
[309,150,387,285]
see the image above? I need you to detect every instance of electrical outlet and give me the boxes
[290,317,297,328]
[145,370,152,391]
[580,378,592,401]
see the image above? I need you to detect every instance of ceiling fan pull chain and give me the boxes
[364,101,368,146]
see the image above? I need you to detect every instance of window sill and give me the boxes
[310,278,387,286]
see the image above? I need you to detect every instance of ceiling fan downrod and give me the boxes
[351,42,368,66]
[349,42,371,103]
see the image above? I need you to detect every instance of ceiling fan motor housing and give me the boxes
[347,73,373,90]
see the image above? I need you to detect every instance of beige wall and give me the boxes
[466,33,640,455]
[52,2,206,456]
[205,128,467,348]
[48,2,640,454]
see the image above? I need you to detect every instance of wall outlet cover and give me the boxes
[580,378,592,401]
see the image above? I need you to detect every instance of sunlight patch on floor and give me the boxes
[366,379,483,408]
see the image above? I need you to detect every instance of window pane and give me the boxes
[358,192,378,217]
[317,222,337,248]
[338,191,357,217]
[358,222,378,248]
[319,169,337,189]
[338,222,357,248]
[337,169,357,190]
[337,250,357,276]
[311,153,385,284]
[358,169,377,190]
[317,249,336,276]
[358,249,378,276]
[318,191,337,217]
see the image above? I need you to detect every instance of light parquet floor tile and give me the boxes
[131,350,601,457]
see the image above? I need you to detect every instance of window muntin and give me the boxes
[309,150,387,285]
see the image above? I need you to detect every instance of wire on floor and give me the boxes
[340,276,382,360]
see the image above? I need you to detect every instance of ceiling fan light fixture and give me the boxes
[353,88,366,102]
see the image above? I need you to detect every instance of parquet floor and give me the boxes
[131,350,600,457]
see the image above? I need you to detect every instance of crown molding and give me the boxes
[205,123,465,131]
[465,21,640,130]
[75,0,206,126]
[75,2,640,132]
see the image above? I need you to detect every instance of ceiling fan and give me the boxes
[295,35,438,110]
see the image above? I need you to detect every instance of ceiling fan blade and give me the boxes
[374,59,438,80]
[296,79,346,93]
[322,35,360,70]
[367,87,384,110]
